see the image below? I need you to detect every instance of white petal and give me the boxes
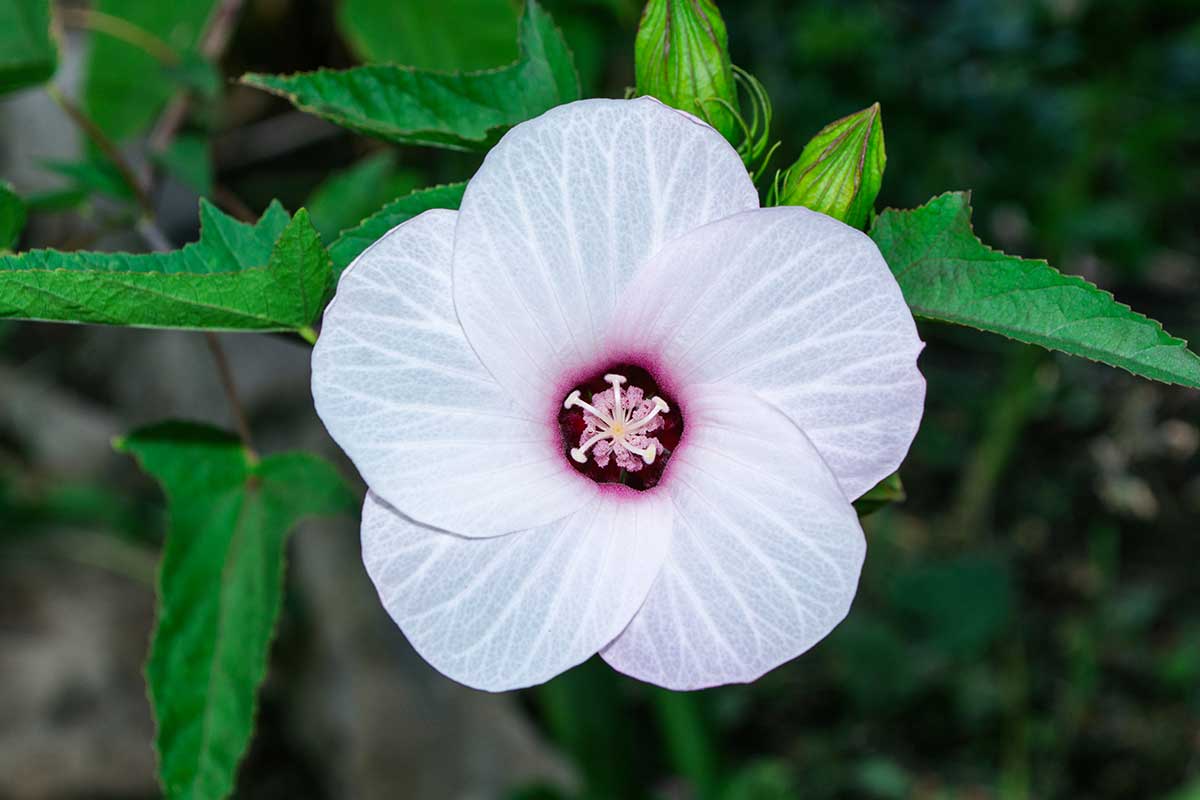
[601,385,865,690]
[362,491,673,692]
[313,210,593,537]
[611,207,925,500]
[452,97,759,413]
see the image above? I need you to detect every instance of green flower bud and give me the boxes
[777,103,886,230]
[635,0,739,143]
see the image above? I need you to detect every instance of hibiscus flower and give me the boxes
[312,97,925,691]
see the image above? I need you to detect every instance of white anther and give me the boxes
[563,389,612,424]
[563,377,668,468]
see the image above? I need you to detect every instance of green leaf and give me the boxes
[777,103,885,230]
[337,0,519,71]
[0,182,27,251]
[305,151,419,244]
[82,0,217,140]
[154,134,213,195]
[116,422,356,800]
[0,0,57,96]
[0,201,334,332]
[853,471,905,517]
[329,182,466,275]
[241,0,579,151]
[871,192,1200,388]
[635,0,739,142]
[42,157,137,202]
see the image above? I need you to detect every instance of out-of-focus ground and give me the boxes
[1,0,1198,798]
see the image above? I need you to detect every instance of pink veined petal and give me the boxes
[452,96,760,415]
[610,206,925,500]
[601,384,866,690]
[312,210,594,537]
[362,490,673,692]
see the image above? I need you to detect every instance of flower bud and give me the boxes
[777,103,885,229]
[635,0,739,143]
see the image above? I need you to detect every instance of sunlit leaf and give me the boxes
[871,191,1200,388]
[0,0,57,96]
[328,182,466,275]
[241,0,579,151]
[337,0,519,71]
[0,201,333,332]
[116,422,356,800]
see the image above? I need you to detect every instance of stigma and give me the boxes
[563,374,670,472]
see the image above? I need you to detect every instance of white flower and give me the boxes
[312,97,925,691]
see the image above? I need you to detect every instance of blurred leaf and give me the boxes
[1160,778,1200,800]
[166,49,220,98]
[82,0,217,140]
[23,186,90,213]
[854,471,904,517]
[241,0,579,151]
[720,760,796,800]
[154,134,212,195]
[41,157,136,201]
[635,0,739,141]
[777,103,885,229]
[0,201,334,332]
[826,615,917,711]
[305,152,419,244]
[653,689,719,800]
[0,0,57,96]
[890,555,1013,658]
[871,192,1200,388]
[338,0,519,71]
[116,422,356,800]
[853,758,911,800]
[0,182,26,251]
[329,182,466,274]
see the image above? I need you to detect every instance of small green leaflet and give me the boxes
[871,192,1200,388]
[337,0,519,72]
[853,472,905,517]
[117,422,356,800]
[329,182,466,274]
[0,200,334,332]
[0,0,57,96]
[0,182,26,251]
[242,0,579,151]
[778,103,885,230]
[82,0,217,140]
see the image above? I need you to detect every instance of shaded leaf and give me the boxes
[154,134,213,195]
[0,201,334,332]
[329,182,466,274]
[337,0,519,71]
[777,103,885,229]
[305,152,419,244]
[82,0,216,139]
[42,157,137,201]
[116,422,356,800]
[0,182,26,251]
[871,192,1200,388]
[0,0,57,96]
[241,0,579,151]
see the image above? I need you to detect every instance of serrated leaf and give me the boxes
[305,152,419,243]
[0,0,57,96]
[0,200,334,332]
[871,192,1200,389]
[329,182,466,275]
[241,0,579,151]
[778,103,885,229]
[1,182,26,251]
[853,471,905,517]
[337,0,519,71]
[82,0,217,139]
[116,422,356,800]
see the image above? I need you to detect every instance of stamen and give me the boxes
[562,375,670,470]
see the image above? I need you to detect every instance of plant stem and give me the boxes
[57,7,179,64]
[204,332,258,460]
[45,85,154,217]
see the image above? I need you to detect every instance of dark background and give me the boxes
[2,0,1199,797]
